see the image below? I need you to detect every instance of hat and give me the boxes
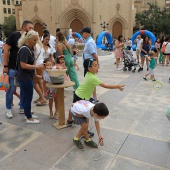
[80,27,92,34]
[58,55,64,59]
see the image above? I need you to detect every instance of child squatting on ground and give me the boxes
[143,51,156,81]
[71,100,109,149]
[43,58,58,119]
[67,58,125,137]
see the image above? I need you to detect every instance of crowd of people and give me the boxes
[0,20,169,149]
[0,21,125,149]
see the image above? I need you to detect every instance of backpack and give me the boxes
[161,42,169,53]
[0,73,10,91]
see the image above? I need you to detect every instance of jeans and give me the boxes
[0,48,3,64]
[6,69,24,110]
[18,80,33,119]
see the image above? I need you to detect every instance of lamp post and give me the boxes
[100,21,109,44]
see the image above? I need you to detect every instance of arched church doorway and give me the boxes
[70,19,83,33]
[112,21,122,39]
[34,23,43,37]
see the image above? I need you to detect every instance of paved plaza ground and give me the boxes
[0,51,170,170]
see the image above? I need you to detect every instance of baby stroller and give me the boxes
[123,50,139,73]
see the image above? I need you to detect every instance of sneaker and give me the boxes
[26,119,40,124]
[6,109,13,119]
[152,79,156,81]
[84,139,98,148]
[117,67,123,71]
[143,77,148,81]
[66,120,75,126]
[138,67,143,72]
[88,130,94,137]
[19,109,34,114]
[19,109,24,114]
[73,139,84,149]
[89,98,99,104]
[25,114,38,119]
[81,131,94,138]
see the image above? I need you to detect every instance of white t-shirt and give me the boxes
[163,42,170,54]
[136,38,143,50]
[68,38,75,45]
[49,35,56,52]
[42,44,54,59]
[71,100,99,121]
[0,41,4,48]
[35,44,44,66]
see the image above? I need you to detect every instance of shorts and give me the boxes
[140,53,148,58]
[71,112,88,125]
[148,68,154,75]
[136,49,141,56]
[163,53,170,56]
[73,92,85,103]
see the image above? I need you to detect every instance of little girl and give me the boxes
[43,58,58,119]
[56,55,69,81]
[143,51,156,81]
[73,46,79,70]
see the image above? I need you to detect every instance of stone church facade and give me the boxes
[17,0,134,39]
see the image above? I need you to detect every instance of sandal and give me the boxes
[54,113,58,120]
[36,100,47,106]
[49,116,54,119]
[34,99,39,103]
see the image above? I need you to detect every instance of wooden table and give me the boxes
[46,81,75,129]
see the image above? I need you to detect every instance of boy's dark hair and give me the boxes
[43,58,51,64]
[93,103,109,117]
[83,58,96,71]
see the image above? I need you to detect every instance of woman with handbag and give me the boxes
[56,31,79,90]
[162,36,170,66]
[17,30,44,124]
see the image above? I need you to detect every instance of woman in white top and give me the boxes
[34,38,47,106]
[163,36,170,66]
[42,33,55,62]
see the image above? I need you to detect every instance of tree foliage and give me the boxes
[135,3,170,36]
[2,15,16,37]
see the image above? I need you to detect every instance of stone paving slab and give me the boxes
[109,155,169,170]
[52,146,116,170]
[119,134,170,169]
[0,125,41,151]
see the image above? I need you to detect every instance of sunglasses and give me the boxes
[88,58,95,67]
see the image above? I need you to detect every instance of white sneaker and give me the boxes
[26,119,40,124]
[25,114,38,119]
[117,68,123,71]
[6,109,13,119]
[19,109,24,114]
[19,109,34,114]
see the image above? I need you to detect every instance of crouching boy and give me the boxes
[71,100,109,149]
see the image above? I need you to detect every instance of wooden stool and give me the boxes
[46,81,75,129]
